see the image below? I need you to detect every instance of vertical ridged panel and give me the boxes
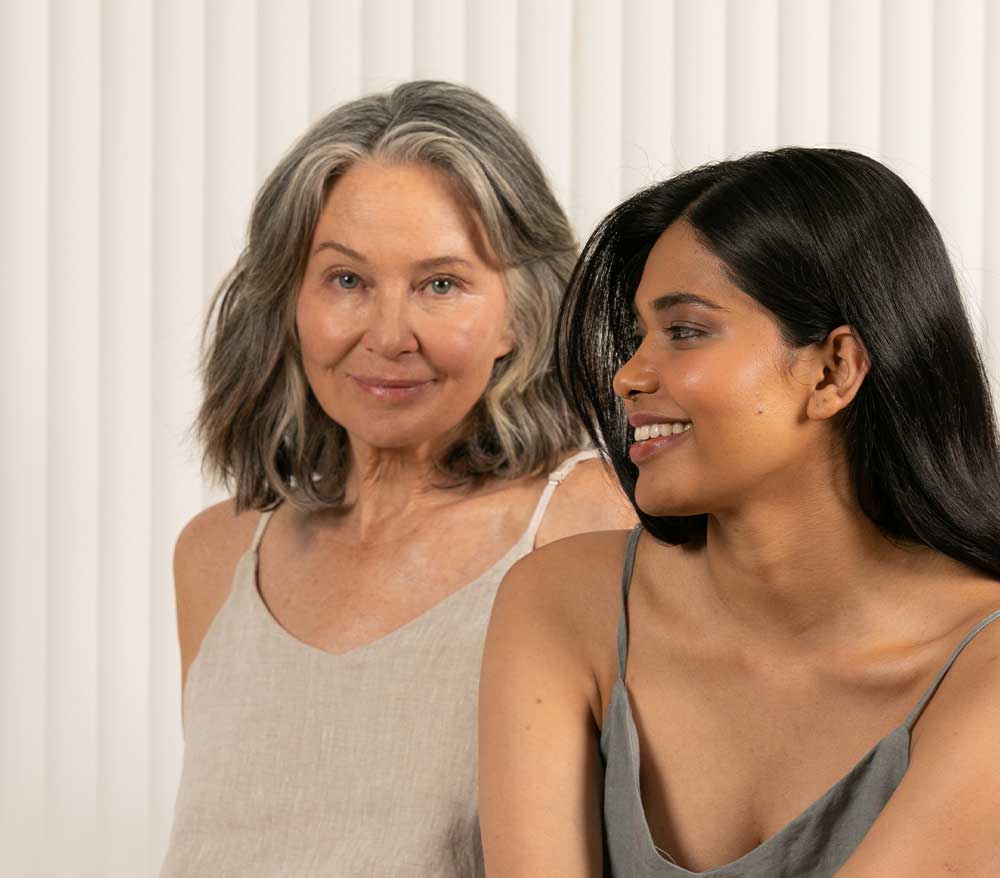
[931,0,985,330]
[150,0,206,869]
[0,5,48,877]
[203,1,258,508]
[258,0,311,180]
[516,0,573,209]
[100,2,153,874]
[414,0,465,82]
[726,0,779,156]
[778,0,830,146]
[361,0,415,92]
[46,1,100,874]
[674,0,726,170]
[572,0,622,237]
[465,0,518,120]
[984,0,1000,385]
[310,0,363,117]
[829,0,881,153]
[621,0,674,193]
[881,0,934,206]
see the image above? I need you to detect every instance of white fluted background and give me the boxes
[1,1,997,875]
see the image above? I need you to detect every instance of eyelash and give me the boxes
[322,270,462,295]
[629,325,705,349]
[666,325,704,341]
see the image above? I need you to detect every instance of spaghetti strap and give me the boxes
[250,509,276,553]
[905,608,1000,729]
[521,449,601,545]
[616,525,644,680]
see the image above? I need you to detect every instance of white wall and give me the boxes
[1,1,997,875]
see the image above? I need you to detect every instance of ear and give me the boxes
[494,325,516,360]
[804,325,870,421]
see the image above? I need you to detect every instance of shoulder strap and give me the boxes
[616,525,644,680]
[905,608,1000,729]
[522,449,601,545]
[249,508,276,553]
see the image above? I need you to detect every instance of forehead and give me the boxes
[313,160,495,264]
[634,219,747,313]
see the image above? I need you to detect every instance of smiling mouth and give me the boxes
[350,375,434,399]
[632,421,692,442]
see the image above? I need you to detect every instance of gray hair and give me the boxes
[198,80,584,511]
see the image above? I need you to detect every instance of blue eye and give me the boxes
[332,272,361,289]
[426,277,456,295]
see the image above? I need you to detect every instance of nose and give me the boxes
[363,287,418,358]
[613,346,660,401]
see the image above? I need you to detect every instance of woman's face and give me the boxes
[296,161,514,455]
[613,219,820,517]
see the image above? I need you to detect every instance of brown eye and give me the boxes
[667,325,704,341]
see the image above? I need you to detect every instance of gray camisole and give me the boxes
[160,450,597,878]
[601,526,1000,878]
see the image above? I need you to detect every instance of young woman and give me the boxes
[161,81,633,878]
[480,148,1000,877]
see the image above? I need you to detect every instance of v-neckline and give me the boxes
[246,523,531,661]
[603,678,912,875]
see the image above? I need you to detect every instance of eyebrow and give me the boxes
[311,241,474,271]
[312,240,367,261]
[636,291,726,313]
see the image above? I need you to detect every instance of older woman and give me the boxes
[161,81,633,878]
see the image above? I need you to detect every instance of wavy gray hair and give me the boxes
[198,80,584,511]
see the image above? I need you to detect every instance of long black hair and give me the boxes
[557,147,1000,577]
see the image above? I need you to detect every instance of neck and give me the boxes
[697,459,937,650]
[338,436,458,539]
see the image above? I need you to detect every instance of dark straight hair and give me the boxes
[557,147,1000,578]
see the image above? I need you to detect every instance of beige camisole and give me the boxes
[160,450,597,878]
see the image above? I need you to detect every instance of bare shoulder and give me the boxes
[535,454,637,547]
[174,499,262,688]
[491,529,635,695]
[838,608,1000,876]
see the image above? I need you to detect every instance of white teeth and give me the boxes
[633,421,691,442]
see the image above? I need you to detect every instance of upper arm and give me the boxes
[837,625,1000,878]
[479,546,607,878]
[535,456,636,547]
[174,500,259,691]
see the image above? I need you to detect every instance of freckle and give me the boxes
[535,697,542,704]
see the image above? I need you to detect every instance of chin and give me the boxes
[633,486,705,519]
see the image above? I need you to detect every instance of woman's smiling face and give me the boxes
[613,219,823,518]
[296,160,514,454]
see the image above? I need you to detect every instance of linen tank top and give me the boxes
[160,450,597,878]
[602,526,1000,878]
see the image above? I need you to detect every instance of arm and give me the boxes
[479,543,608,878]
[535,456,636,547]
[173,500,259,692]
[837,623,1000,877]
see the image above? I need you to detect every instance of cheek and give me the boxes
[296,293,355,366]
[679,347,798,441]
[420,321,498,380]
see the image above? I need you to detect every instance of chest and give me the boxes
[615,640,926,872]
[257,486,541,654]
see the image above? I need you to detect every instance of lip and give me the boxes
[350,375,435,400]
[627,412,691,428]
[628,426,692,464]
